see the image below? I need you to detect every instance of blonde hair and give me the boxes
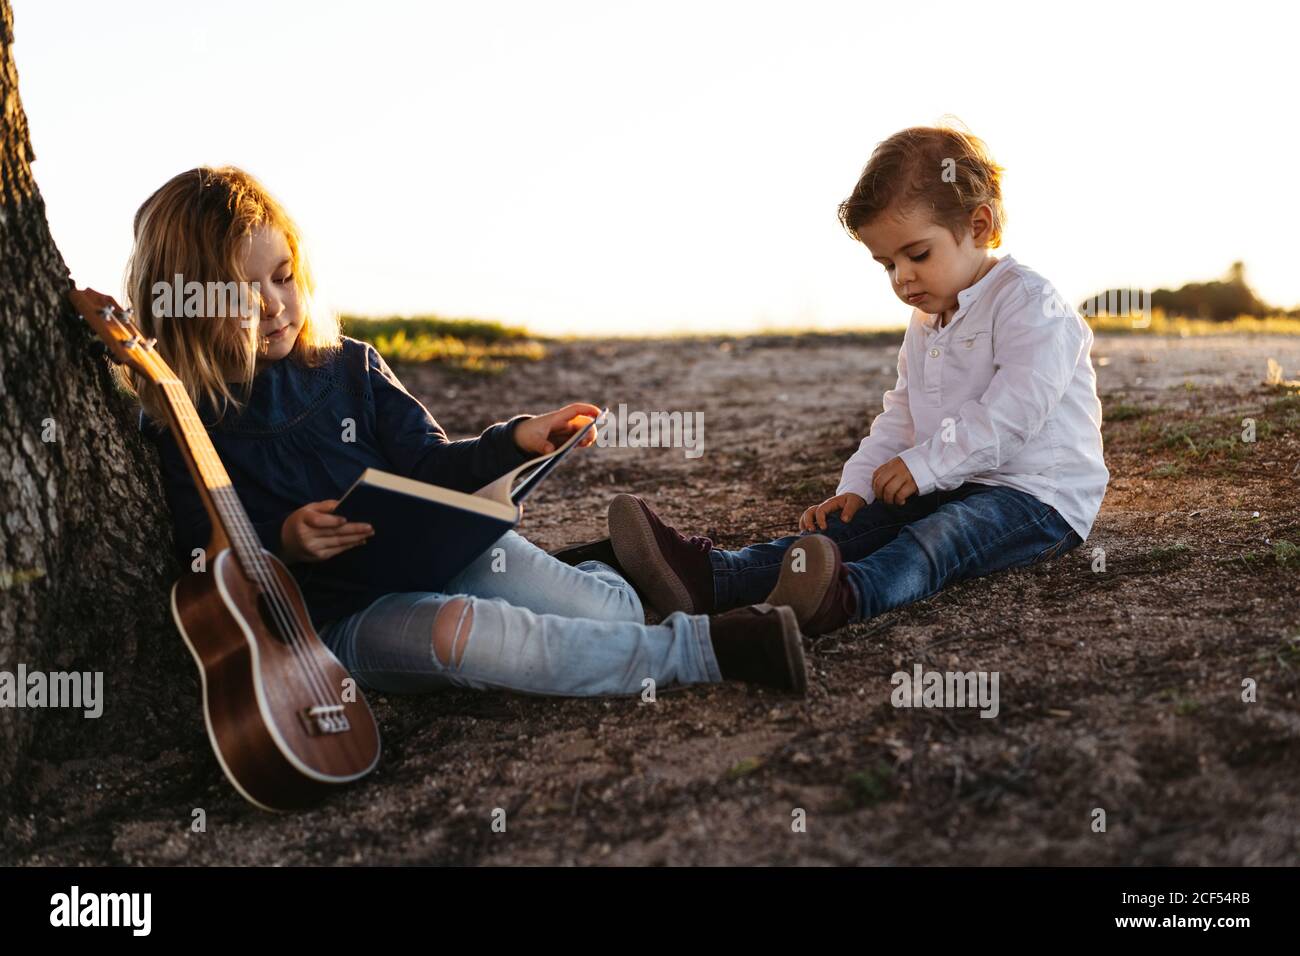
[837,123,1006,249]
[122,166,339,423]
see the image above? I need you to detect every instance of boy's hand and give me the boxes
[872,457,918,506]
[513,403,603,455]
[281,500,374,563]
[799,493,866,532]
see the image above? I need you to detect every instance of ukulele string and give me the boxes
[172,391,333,701]
[213,484,339,706]
[162,377,339,707]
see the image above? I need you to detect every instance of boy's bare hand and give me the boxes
[872,457,919,506]
[281,499,374,563]
[799,492,866,532]
[514,403,603,455]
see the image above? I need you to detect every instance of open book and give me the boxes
[322,409,607,592]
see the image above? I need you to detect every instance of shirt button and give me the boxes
[929,348,940,357]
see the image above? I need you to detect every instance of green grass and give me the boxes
[1087,311,1300,336]
[845,763,895,808]
[1106,402,1152,421]
[1217,540,1299,575]
[341,314,546,373]
[787,475,829,499]
[1272,634,1300,668]
[1154,686,1201,715]
[726,757,763,780]
[342,314,535,344]
[1146,543,1193,567]
[1131,390,1300,471]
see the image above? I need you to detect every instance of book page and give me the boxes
[473,410,605,505]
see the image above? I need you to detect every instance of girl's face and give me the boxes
[240,225,303,364]
[857,203,997,324]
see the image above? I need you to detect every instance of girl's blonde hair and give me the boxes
[122,166,339,423]
[837,123,1006,249]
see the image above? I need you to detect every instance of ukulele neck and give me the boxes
[156,378,269,572]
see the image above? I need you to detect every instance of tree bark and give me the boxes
[0,0,196,822]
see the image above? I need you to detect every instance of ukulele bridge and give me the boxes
[299,704,351,736]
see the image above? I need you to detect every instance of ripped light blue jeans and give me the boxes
[318,530,722,697]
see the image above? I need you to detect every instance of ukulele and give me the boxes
[70,287,381,811]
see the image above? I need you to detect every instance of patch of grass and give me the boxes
[1154,686,1201,715]
[1151,419,1253,463]
[1221,541,1300,574]
[343,314,534,344]
[342,315,546,374]
[1106,402,1152,421]
[1147,543,1192,567]
[1088,311,1300,336]
[1150,462,1186,479]
[1275,635,1300,668]
[787,475,828,499]
[845,763,895,808]
[1250,634,1300,673]
[1263,390,1300,431]
[726,757,762,780]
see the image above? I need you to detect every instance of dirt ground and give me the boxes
[5,331,1300,865]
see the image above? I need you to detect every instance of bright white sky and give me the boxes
[13,0,1299,336]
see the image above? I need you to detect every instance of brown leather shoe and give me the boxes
[707,604,807,694]
[548,536,627,577]
[608,494,716,616]
[764,534,858,635]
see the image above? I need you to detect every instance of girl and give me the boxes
[607,126,1109,634]
[120,166,807,697]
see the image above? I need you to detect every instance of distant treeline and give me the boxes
[1080,262,1297,321]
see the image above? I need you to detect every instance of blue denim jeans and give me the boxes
[711,482,1082,621]
[319,530,722,697]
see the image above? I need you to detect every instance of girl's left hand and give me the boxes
[513,402,603,455]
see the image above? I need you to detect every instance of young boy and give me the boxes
[605,125,1109,634]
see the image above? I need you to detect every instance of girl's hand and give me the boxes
[513,403,603,455]
[280,500,374,563]
[871,457,919,506]
[799,493,866,532]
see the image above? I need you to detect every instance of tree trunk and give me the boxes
[0,0,196,823]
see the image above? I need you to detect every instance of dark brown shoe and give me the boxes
[764,534,858,635]
[548,536,626,577]
[707,604,807,694]
[608,494,716,616]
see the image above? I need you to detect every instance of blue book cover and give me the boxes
[320,410,605,594]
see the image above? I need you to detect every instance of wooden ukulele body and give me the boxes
[170,546,381,812]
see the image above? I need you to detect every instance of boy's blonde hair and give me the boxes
[122,166,339,423]
[837,124,1005,249]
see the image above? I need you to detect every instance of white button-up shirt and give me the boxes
[836,255,1109,540]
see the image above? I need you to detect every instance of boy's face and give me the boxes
[239,225,303,363]
[857,204,995,323]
